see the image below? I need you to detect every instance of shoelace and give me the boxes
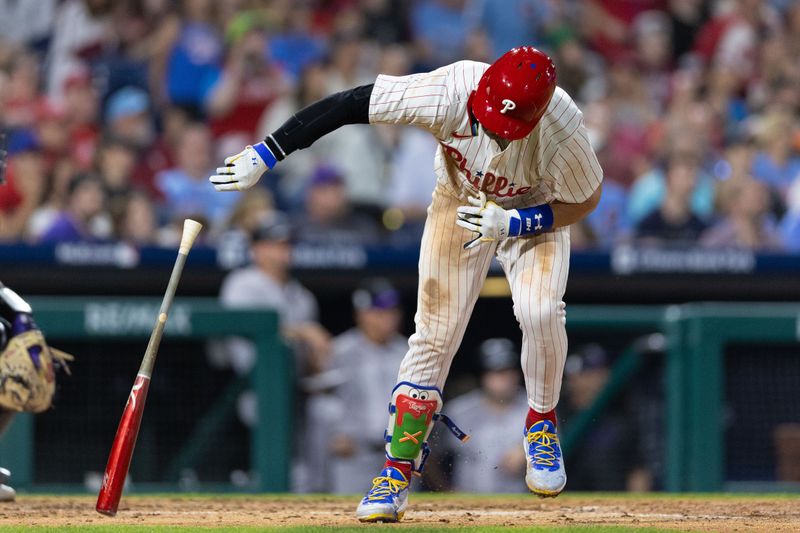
[526,427,560,467]
[365,475,408,501]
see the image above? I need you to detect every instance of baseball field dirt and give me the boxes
[0,493,798,532]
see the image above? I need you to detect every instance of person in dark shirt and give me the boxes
[636,154,707,244]
[291,165,380,246]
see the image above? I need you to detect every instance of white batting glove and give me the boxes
[456,191,521,250]
[209,142,277,192]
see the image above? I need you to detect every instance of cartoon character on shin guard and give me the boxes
[356,382,468,523]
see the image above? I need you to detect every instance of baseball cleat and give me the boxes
[524,419,566,497]
[0,468,14,502]
[355,466,409,522]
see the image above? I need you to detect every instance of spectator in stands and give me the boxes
[466,0,551,60]
[292,166,380,246]
[437,338,529,493]
[411,0,472,69]
[155,122,237,230]
[62,69,100,170]
[111,190,158,246]
[216,188,276,270]
[3,51,42,130]
[35,100,70,176]
[131,104,187,199]
[224,188,276,239]
[0,0,56,51]
[701,177,783,250]
[385,126,439,241]
[665,0,709,62]
[163,0,223,113]
[319,35,392,209]
[38,173,110,243]
[267,2,326,80]
[581,0,664,64]
[750,111,800,204]
[207,18,289,144]
[780,175,800,252]
[322,278,407,494]
[0,131,46,241]
[105,86,154,150]
[635,154,708,244]
[93,136,137,200]
[103,85,162,196]
[586,176,631,248]
[360,0,410,45]
[46,0,112,101]
[628,145,715,227]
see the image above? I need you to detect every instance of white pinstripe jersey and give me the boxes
[368,60,603,208]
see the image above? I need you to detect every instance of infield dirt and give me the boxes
[0,493,798,531]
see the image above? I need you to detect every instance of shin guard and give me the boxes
[384,381,469,475]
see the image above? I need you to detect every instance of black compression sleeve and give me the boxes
[264,84,373,160]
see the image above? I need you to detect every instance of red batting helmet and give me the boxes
[469,47,557,141]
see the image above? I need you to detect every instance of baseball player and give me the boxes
[211,46,602,521]
[0,282,74,501]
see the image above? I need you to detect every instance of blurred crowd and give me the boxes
[1,0,800,251]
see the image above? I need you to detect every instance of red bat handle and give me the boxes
[96,374,151,516]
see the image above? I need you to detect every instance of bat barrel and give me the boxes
[96,374,151,516]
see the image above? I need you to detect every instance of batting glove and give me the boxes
[456,191,521,250]
[209,142,277,192]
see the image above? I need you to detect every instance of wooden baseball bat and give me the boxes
[96,219,202,516]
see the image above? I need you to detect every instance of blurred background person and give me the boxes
[219,214,330,379]
[0,131,46,241]
[318,278,407,494]
[218,214,331,492]
[156,122,236,232]
[701,176,783,250]
[37,173,110,243]
[435,338,529,493]
[560,344,647,491]
[635,154,708,245]
[291,166,380,246]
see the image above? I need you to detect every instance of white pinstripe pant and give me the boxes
[398,186,570,412]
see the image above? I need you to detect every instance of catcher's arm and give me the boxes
[210,84,373,191]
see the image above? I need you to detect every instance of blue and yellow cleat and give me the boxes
[524,419,567,497]
[355,466,409,522]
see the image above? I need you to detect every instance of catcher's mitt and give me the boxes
[0,285,73,412]
[0,328,73,412]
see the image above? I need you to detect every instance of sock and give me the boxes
[526,408,557,429]
[384,459,412,480]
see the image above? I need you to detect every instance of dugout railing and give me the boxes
[1,298,798,492]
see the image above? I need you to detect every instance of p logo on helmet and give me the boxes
[500,99,517,114]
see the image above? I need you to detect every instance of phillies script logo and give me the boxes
[441,143,532,198]
[397,395,437,423]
